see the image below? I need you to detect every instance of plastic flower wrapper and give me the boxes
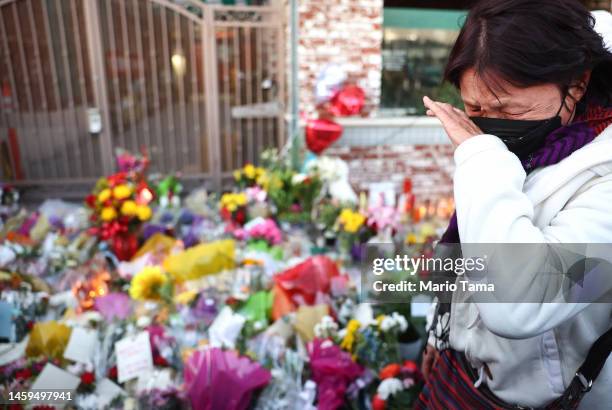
[94,292,132,321]
[25,321,71,360]
[272,256,339,320]
[133,233,177,260]
[117,252,155,280]
[183,347,271,410]
[255,349,315,410]
[147,325,180,368]
[208,306,246,349]
[294,304,330,343]
[163,239,235,282]
[307,338,363,410]
[239,291,273,326]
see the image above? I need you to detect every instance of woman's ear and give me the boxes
[569,70,592,101]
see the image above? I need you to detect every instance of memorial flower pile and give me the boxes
[0,149,446,409]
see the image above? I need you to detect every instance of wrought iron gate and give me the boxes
[0,0,285,191]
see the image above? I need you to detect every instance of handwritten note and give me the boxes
[115,331,153,383]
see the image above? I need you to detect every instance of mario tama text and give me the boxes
[366,254,493,300]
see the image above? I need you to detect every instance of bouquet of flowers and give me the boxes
[336,207,374,260]
[219,192,248,226]
[371,361,422,410]
[233,163,268,189]
[85,151,155,260]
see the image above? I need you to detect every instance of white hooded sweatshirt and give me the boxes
[447,123,612,409]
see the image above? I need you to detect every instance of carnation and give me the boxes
[377,378,403,400]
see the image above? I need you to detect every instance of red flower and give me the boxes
[220,207,231,221]
[80,371,95,385]
[107,172,127,186]
[26,321,34,330]
[153,355,168,367]
[402,360,419,374]
[234,208,246,225]
[107,366,118,380]
[379,363,401,380]
[85,194,96,208]
[372,394,386,410]
[14,368,32,380]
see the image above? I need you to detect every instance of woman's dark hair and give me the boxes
[444,0,612,106]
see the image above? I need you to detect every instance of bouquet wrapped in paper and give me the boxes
[163,239,235,282]
[272,255,339,320]
[308,338,363,410]
[183,347,271,410]
[85,150,155,261]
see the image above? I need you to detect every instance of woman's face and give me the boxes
[459,68,580,125]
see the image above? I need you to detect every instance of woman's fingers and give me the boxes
[423,96,482,145]
[422,344,440,380]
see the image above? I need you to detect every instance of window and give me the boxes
[380,7,466,116]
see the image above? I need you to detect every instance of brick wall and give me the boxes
[326,144,455,201]
[294,1,454,199]
[297,0,383,115]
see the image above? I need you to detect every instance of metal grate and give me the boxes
[0,0,286,190]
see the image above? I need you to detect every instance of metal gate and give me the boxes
[0,0,285,191]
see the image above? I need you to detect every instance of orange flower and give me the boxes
[379,363,401,380]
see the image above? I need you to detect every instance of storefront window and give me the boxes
[380,8,466,116]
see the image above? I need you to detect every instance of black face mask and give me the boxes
[470,103,564,160]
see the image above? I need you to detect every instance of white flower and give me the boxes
[314,315,338,338]
[380,312,408,333]
[377,378,404,400]
[380,316,394,332]
[291,173,308,185]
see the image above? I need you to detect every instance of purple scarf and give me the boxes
[440,104,612,244]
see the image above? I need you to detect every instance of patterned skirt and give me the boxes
[413,349,580,410]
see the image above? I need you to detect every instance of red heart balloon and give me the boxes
[305,118,343,154]
[330,85,365,117]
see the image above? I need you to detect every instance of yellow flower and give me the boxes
[129,266,168,301]
[243,164,256,179]
[233,170,241,181]
[136,205,152,221]
[97,188,112,203]
[256,172,269,190]
[339,209,366,233]
[219,192,247,212]
[100,206,117,221]
[340,319,361,352]
[235,193,247,206]
[113,184,133,200]
[174,289,197,305]
[121,200,137,216]
[376,314,386,328]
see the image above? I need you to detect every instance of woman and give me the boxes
[416,0,612,408]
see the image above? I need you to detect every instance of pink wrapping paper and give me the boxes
[183,348,271,410]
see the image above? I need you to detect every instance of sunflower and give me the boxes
[129,266,168,301]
